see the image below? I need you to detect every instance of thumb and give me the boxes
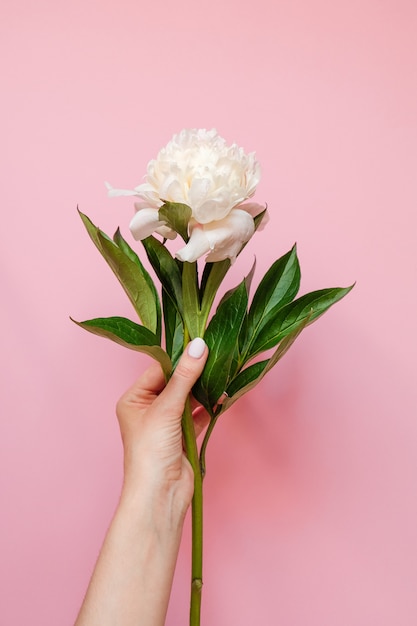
[154,337,208,417]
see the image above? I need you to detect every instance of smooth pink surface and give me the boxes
[2,1,417,624]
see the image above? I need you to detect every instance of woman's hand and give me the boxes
[117,336,209,514]
[75,337,208,626]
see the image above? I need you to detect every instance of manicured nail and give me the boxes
[187,337,206,359]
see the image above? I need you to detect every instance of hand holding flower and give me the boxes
[117,337,209,510]
[75,128,352,626]
[75,339,208,626]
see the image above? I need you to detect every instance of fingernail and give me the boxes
[187,337,206,359]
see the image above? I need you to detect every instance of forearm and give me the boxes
[75,484,187,626]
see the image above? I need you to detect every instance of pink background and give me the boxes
[2,0,417,624]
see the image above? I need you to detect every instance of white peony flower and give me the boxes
[107,128,266,262]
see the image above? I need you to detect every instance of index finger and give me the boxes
[119,362,166,413]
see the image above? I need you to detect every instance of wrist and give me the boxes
[119,470,192,531]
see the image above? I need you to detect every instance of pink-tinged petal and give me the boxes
[238,202,269,230]
[237,202,265,217]
[175,225,211,262]
[129,208,167,240]
[256,210,269,230]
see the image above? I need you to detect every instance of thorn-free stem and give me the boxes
[182,395,204,625]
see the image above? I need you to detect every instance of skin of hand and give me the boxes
[117,336,209,515]
[75,337,209,626]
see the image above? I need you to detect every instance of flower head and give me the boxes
[107,128,266,262]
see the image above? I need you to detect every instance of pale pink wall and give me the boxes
[1,0,417,624]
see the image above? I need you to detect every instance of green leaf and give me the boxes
[162,289,184,367]
[113,228,162,339]
[193,280,248,413]
[71,316,172,378]
[200,259,231,301]
[246,245,300,344]
[248,285,354,358]
[215,259,257,379]
[182,261,201,339]
[222,315,310,412]
[78,211,159,335]
[226,360,268,398]
[141,236,183,317]
[159,201,192,242]
[199,259,231,327]
[217,258,256,310]
[112,227,141,263]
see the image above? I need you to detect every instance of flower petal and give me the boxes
[155,224,177,240]
[175,225,211,262]
[204,209,255,262]
[237,202,265,218]
[134,201,150,211]
[175,209,256,263]
[109,129,266,255]
[129,208,168,240]
[105,182,139,197]
[238,201,269,230]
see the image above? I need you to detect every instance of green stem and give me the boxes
[181,260,204,625]
[199,409,221,478]
[182,395,204,626]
